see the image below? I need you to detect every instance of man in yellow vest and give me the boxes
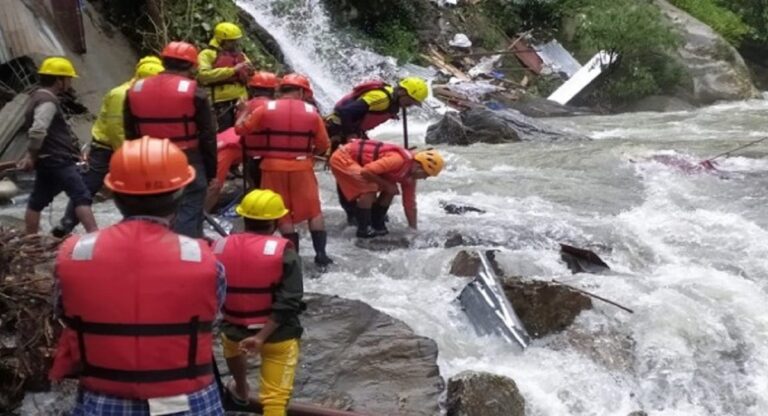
[52,56,164,237]
[198,22,252,131]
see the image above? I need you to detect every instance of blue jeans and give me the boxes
[173,161,207,238]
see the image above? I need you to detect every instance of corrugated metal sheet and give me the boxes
[511,37,544,74]
[0,1,64,64]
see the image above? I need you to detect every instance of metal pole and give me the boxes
[401,107,409,149]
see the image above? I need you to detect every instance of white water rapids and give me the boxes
[7,1,768,414]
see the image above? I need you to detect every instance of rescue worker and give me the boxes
[213,189,303,414]
[235,73,333,266]
[49,137,224,415]
[198,22,252,131]
[18,57,97,235]
[325,77,429,224]
[205,71,278,212]
[124,41,218,238]
[52,56,164,237]
[330,138,444,238]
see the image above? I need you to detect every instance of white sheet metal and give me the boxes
[548,51,618,105]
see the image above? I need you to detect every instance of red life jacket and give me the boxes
[127,73,199,150]
[334,80,399,133]
[242,99,318,159]
[344,138,413,182]
[213,233,289,327]
[211,49,248,86]
[53,220,219,399]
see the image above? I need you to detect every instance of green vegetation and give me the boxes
[668,0,750,45]
[322,0,434,63]
[718,0,768,43]
[98,0,277,68]
[566,0,682,104]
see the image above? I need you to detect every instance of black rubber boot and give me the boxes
[310,230,333,266]
[355,208,376,238]
[370,204,390,237]
[338,185,357,226]
[283,232,300,253]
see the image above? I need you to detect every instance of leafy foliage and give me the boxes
[668,0,750,45]
[566,0,683,104]
[98,0,275,68]
[716,0,768,43]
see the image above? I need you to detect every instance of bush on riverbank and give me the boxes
[97,0,277,68]
[668,0,750,45]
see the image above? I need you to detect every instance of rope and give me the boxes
[703,136,768,163]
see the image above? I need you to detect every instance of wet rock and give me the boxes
[620,95,696,113]
[446,371,525,416]
[295,294,443,415]
[450,250,505,277]
[501,278,592,338]
[425,108,581,146]
[216,293,443,415]
[441,201,486,215]
[655,1,759,104]
[551,326,637,373]
[354,235,411,251]
[443,232,502,249]
[450,250,483,277]
[628,412,648,416]
[560,244,611,274]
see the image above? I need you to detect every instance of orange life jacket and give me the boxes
[344,138,413,182]
[53,220,218,399]
[242,99,318,159]
[334,80,398,132]
[126,73,199,150]
[213,233,289,328]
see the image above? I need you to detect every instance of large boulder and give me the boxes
[655,0,759,105]
[446,371,525,416]
[215,293,444,415]
[501,278,592,338]
[425,108,582,146]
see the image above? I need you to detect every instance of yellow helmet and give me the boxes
[214,22,243,41]
[399,77,428,102]
[414,149,444,177]
[38,56,78,78]
[236,189,289,220]
[136,55,162,67]
[134,56,164,79]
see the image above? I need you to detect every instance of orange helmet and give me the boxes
[104,136,195,195]
[249,71,278,89]
[280,73,312,94]
[160,41,199,67]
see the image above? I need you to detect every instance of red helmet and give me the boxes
[249,71,278,89]
[280,73,312,94]
[160,41,199,67]
[105,136,195,195]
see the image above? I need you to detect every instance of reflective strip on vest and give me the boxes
[178,235,202,262]
[132,79,145,92]
[72,232,100,261]
[178,80,191,93]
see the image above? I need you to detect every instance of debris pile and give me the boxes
[0,228,62,412]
